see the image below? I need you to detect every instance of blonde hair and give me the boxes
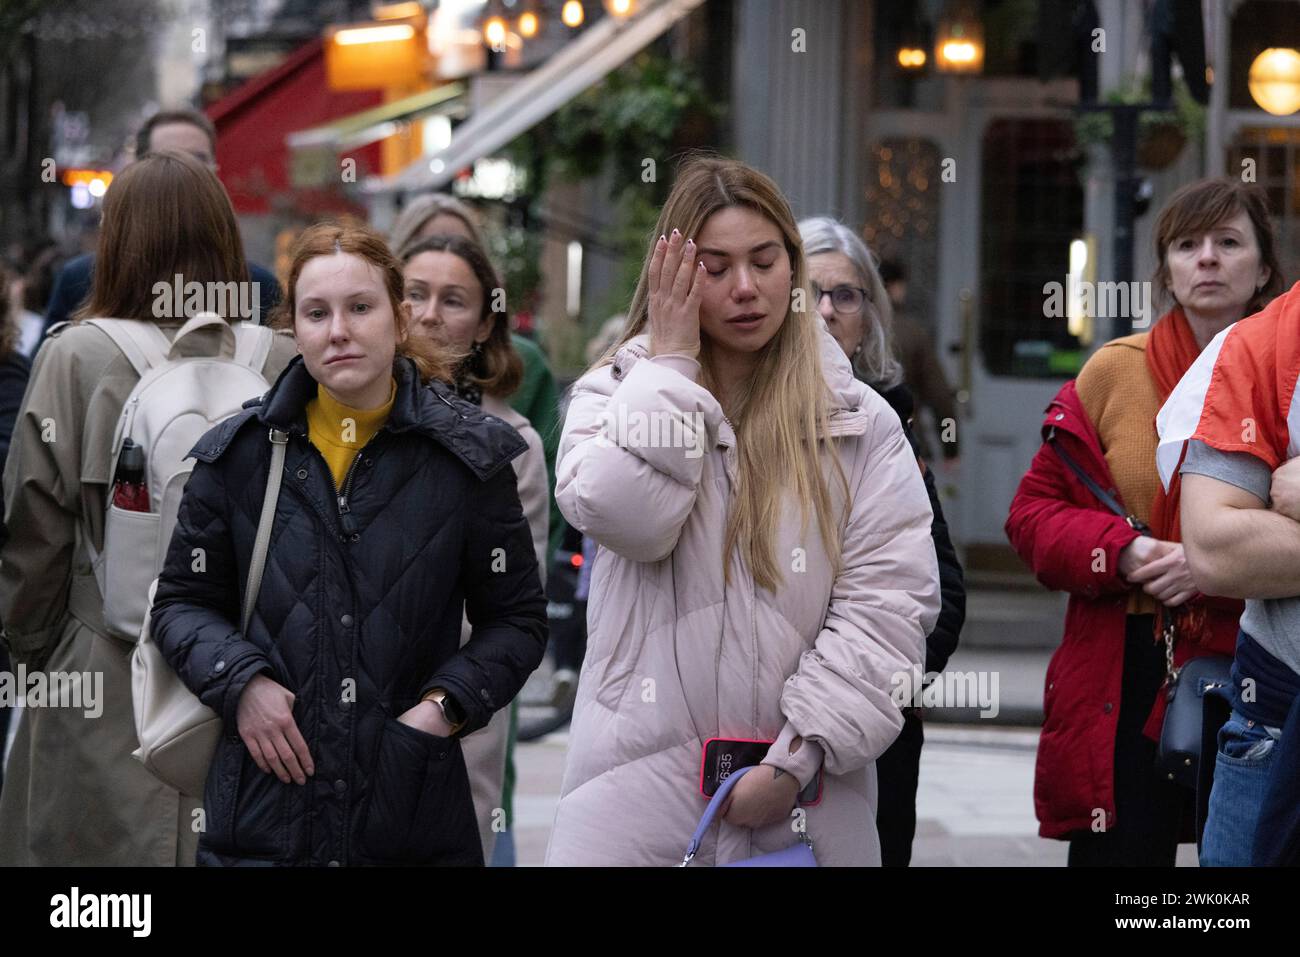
[389,194,484,255]
[597,156,847,592]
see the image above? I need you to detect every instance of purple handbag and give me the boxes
[679,765,817,867]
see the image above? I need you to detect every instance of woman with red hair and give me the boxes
[150,222,547,865]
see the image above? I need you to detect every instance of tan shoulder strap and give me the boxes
[242,429,288,634]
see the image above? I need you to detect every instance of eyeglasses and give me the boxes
[810,282,869,314]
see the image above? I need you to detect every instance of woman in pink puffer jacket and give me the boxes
[544,158,940,866]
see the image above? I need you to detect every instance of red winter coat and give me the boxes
[1005,380,1146,839]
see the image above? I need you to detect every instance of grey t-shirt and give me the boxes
[1180,439,1300,676]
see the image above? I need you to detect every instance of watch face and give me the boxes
[442,693,465,725]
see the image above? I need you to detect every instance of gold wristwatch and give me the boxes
[422,687,466,735]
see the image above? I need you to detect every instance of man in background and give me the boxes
[40,109,280,338]
[880,258,960,466]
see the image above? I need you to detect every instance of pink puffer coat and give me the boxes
[544,327,940,866]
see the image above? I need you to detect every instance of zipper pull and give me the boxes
[337,497,356,535]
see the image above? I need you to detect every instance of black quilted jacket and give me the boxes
[151,356,547,866]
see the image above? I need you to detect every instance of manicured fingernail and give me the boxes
[671,228,680,237]
[659,234,666,243]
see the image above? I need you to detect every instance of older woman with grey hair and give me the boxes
[798,216,966,867]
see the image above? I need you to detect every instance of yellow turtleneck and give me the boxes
[306,380,396,490]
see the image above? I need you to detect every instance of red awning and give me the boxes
[205,38,383,216]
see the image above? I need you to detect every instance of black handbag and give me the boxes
[1153,609,1232,790]
[1047,433,1232,804]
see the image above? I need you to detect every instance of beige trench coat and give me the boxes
[0,320,297,866]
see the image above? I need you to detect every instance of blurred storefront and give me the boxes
[347,1,710,350]
[1213,1,1300,282]
[204,37,385,266]
[345,0,1184,576]
[726,0,1209,579]
[233,0,1300,580]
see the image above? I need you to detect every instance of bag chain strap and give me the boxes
[1162,610,1180,700]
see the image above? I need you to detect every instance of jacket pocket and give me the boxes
[227,741,289,859]
[201,734,284,859]
[359,718,482,866]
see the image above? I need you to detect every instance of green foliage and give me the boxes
[508,51,718,203]
[501,51,719,368]
[598,189,661,324]
[484,222,543,317]
[1073,75,1207,149]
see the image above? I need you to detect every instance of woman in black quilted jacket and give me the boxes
[150,222,547,866]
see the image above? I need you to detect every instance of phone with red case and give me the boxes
[699,736,823,807]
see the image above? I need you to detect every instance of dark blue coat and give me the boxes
[151,356,547,866]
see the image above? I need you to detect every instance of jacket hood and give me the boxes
[197,355,527,482]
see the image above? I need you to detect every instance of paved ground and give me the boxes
[0,582,1197,868]
[510,723,1200,866]
[506,587,1082,866]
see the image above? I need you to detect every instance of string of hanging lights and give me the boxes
[476,0,642,50]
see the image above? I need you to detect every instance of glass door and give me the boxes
[865,83,1084,574]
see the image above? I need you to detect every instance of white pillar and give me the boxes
[731,0,850,218]
[1204,0,1230,177]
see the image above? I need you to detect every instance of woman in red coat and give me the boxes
[1005,179,1281,865]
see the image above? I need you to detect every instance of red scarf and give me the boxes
[1146,308,1200,542]
[1144,307,1242,654]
